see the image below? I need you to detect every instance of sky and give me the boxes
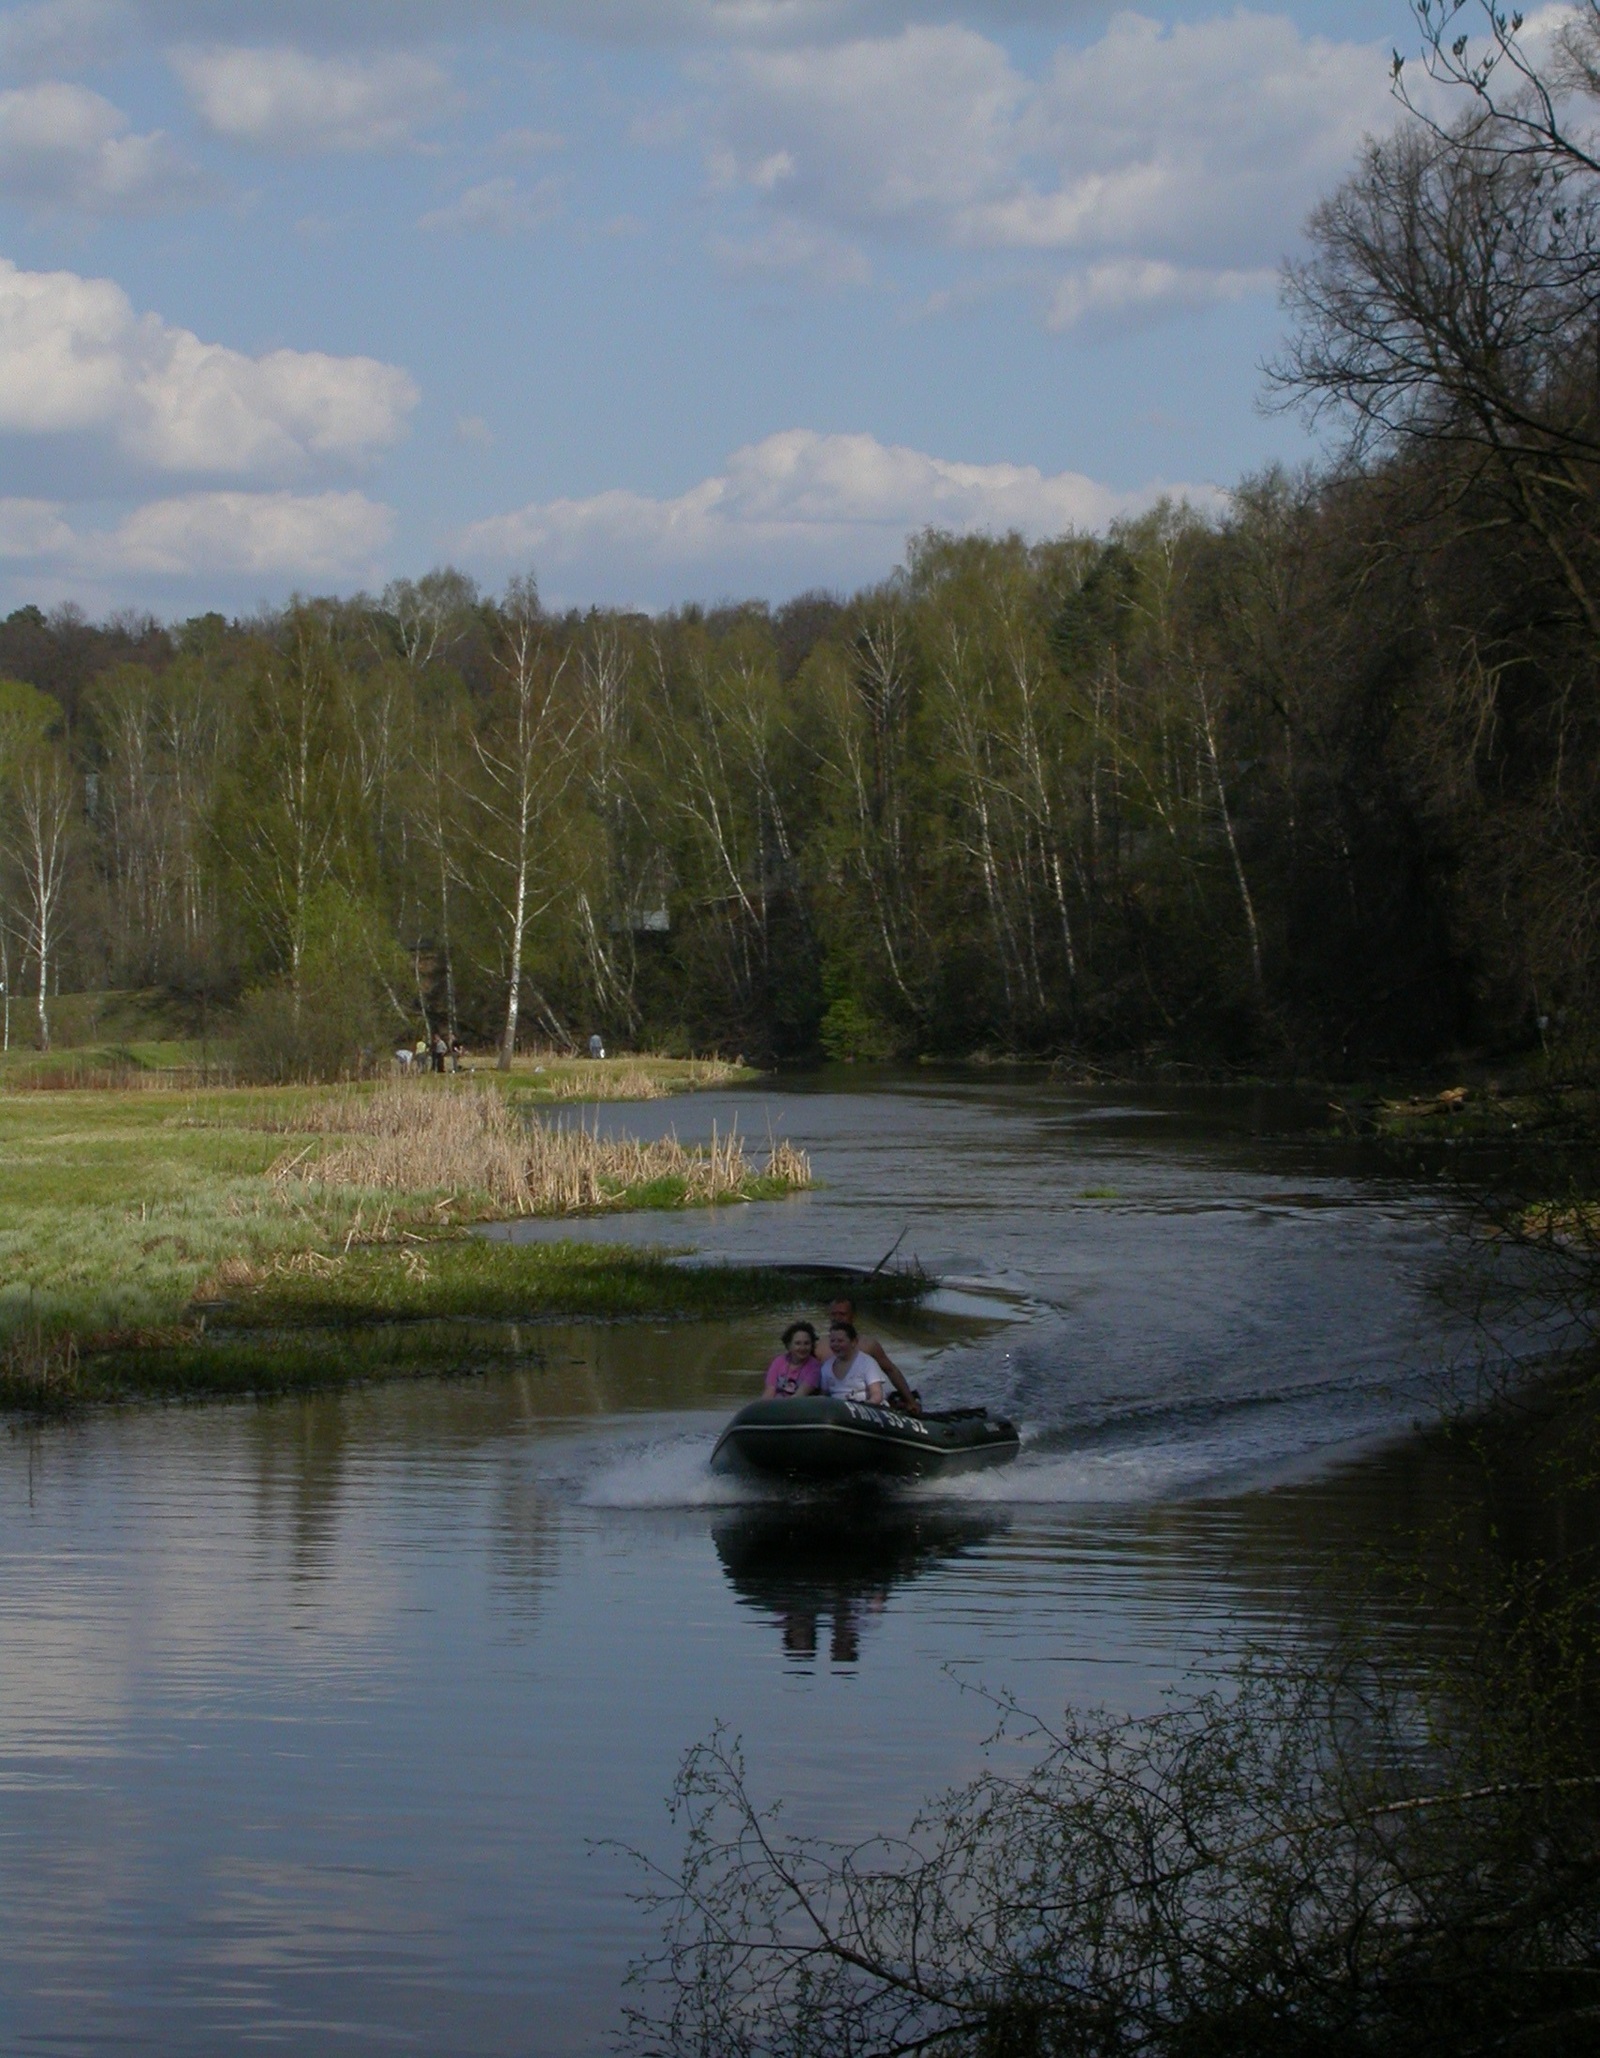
[0,0,1474,615]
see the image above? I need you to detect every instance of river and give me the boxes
[0,1075,1534,2054]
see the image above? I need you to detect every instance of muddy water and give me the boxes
[0,1077,1536,2054]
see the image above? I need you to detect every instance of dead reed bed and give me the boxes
[0,1320,80,1407]
[526,1055,745,1101]
[269,1080,810,1215]
[2,1060,236,1093]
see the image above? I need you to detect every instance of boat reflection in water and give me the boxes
[712,1501,1007,1669]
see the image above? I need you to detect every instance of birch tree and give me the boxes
[807,605,931,1028]
[651,637,796,1022]
[573,619,645,1032]
[3,746,74,1048]
[211,618,353,1013]
[470,581,581,1069]
[92,661,227,982]
[0,679,71,1047]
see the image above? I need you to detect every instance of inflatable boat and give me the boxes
[711,1395,1020,1481]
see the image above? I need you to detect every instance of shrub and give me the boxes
[819,997,896,1063]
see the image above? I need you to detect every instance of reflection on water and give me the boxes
[713,1502,1007,1668]
[0,1079,1567,2056]
[249,1393,352,1579]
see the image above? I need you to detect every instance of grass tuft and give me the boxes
[0,1319,81,1413]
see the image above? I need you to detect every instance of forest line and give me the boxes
[3,4,1600,1079]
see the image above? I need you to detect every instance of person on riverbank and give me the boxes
[820,1320,885,1405]
[826,1295,920,1413]
[763,1321,822,1398]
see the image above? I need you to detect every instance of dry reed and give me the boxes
[1,1060,236,1093]
[0,1320,80,1403]
[270,1081,810,1215]
[527,1056,744,1101]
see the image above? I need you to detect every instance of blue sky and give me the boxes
[0,1,1446,614]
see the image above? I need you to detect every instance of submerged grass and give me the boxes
[0,1070,828,1411]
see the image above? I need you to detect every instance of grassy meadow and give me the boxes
[0,1053,849,1411]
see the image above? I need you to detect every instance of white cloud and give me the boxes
[0,256,418,477]
[981,12,1390,262]
[92,4,1085,45]
[0,80,202,214]
[0,1,132,75]
[172,43,457,154]
[104,489,393,576]
[458,427,1220,601]
[711,25,1024,228]
[700,12,1395,320]
[0,488,394,579]
[1046,259,1278,333]
[711,215,869,285]
[0,495,73,556]
[515,1,1046,35]
[418,174,560,236]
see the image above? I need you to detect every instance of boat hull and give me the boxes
[712,1396,1020,1481]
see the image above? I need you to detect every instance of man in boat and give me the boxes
[826,1296,920,1413]
[764,1321,822,1398]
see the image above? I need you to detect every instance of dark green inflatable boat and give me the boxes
[711,1395,1020,1481]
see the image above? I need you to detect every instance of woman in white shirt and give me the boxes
[820,1320,885,1405]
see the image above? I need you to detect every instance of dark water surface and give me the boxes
[0,1078,1517,2054]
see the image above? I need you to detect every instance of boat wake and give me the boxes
[558,1379,1421,1516]
[579,1431,758,1510]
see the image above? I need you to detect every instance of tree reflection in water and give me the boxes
[711,1501,1007,1669]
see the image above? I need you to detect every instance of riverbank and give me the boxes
[7,1246,926,1410]
[0,1068,830,1413]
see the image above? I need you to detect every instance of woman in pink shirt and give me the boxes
[763,1321,823,1399]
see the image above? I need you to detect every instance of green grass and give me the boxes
[0,1033,756,1097]
[0,1079,889,1412]
[221,1240,924,1329]
[55,1245,926,1404]
[0,1075,784,1338]
[0,1085,330,1340]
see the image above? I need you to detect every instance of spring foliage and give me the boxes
[10,7,1600,1072]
